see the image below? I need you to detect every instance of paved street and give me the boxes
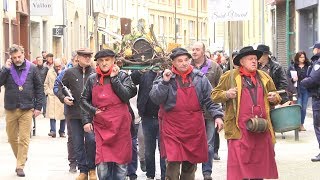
[0,107,320,180]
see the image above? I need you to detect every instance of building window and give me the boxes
[188,0,195,9]
[177,0,181,6]
[150,14,155,25]
[176,18,182,36]
[201,0,207,12]
[189,20,195,38]
[159,16,165,35]
[201,22,207,40]
[168,17,173,35]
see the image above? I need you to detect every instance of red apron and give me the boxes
[160,80,208,164]
[92,83,132,165]
[227,79,278,180]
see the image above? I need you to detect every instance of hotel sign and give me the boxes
[208,0,250,22]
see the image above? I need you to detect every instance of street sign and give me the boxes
[53,28,63,36]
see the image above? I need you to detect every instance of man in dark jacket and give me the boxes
[0,44,44,177]
[35,56,49,116]
[257,44,289,104]
[150,48,223,180]
[301,42,320,162]
[80,49,137,180]
[131,70,166,180]
[56,48,97,180]
[191,41,223,180]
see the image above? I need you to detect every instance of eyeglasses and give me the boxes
[80,54,92,58]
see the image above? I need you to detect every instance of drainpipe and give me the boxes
[63,0,67,57]
[286,0,290,67]
[260,0,264,43]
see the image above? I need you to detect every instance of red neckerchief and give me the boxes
[239,66,257,86]
[171,65,193,84]
[96,64,114,85]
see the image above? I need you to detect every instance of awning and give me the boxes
[97,28,122,41]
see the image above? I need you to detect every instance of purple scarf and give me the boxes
[200,59,211,74]
[10,60,31,87]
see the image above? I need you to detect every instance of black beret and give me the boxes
[170,47,192,60]
[94,49,116,61]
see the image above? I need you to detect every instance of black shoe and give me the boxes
[140,160,146,172]
[213,152,220,160]
[48,131,56,138]
[129,174,137,180]
[203,174,213,180]
[311,153,320,162]
[16,168,25,177]
[59,132,66,138]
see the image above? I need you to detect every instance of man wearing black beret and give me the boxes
[80,49,137,180]
[149,47,223,179]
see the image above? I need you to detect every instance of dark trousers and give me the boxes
[214,127,220,153]
[70,119,96,173]
[166,161,197,180]
[142,116,166,180]
[66,118,77,167]
[127,123,139,177]
[312,105,320,148]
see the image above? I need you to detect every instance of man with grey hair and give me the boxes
[0,44,44,177]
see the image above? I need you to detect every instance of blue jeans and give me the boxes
[97,162,127,180]
[50,119,66,133]
[127,124,139,177]
[70,119,96,173]
[298,86,309,124]
[142,116,166,180]
[202,118,216,176]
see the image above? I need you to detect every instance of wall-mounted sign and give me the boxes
[208,0,250,22]
[53,28,63,36]
[30,0,53,16]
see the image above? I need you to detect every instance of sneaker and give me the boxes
[16,168,25,177]
[48,131,56,138]
[311,153,320,162]
[76,173,88,180]
[89,169,97,180]
[140,160,146,172]
[213,152,220,160]
[69,165,77,173]
[147,177,154,180]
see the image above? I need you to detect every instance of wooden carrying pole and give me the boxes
[228,21,237,114]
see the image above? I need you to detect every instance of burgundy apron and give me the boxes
[160,79,208,164]
[92,83,132,165]
[227,79,278,180]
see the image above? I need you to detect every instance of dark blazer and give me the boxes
[0,61,44,110]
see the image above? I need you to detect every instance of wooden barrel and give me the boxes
[246,117,268,133]
[270,104,301,133]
